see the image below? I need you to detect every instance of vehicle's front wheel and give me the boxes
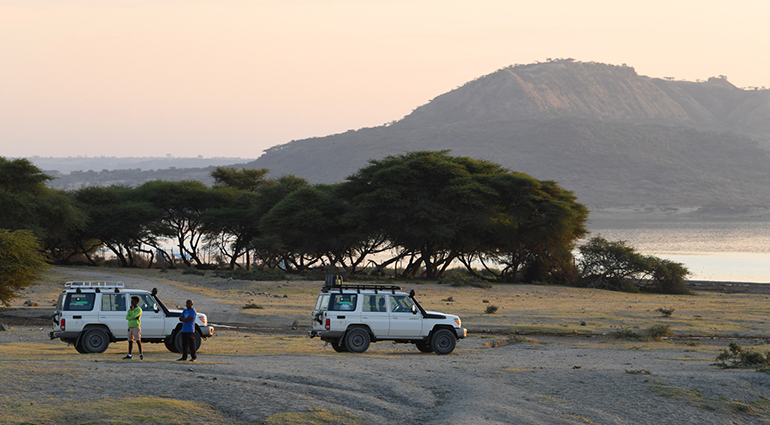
[173,330,202,353]
[331,339,348,353]
[165,332,180,353]
[415,340,433,353]
[81,328,110,354]
[344,328,370,353]
[430,329,456,355]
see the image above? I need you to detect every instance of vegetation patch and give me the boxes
[648,383,761,416]
[625,369,652,375]
[242,303,264,309]
[714,342,770,372]
[610,325,672,341]
[262,407,362,425]
[0,395,242,424]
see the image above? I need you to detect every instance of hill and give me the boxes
[247,60,770,207]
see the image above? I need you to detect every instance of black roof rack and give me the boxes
[321,284,402,294]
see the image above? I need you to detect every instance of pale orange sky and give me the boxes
[2,0,768,159]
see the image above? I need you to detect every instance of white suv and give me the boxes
[308,277,467,354]
[49,281,214,354]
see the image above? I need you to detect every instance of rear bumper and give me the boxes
[49,330,80,340]
[308,330,344,339]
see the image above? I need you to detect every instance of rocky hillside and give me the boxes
[248,60,770,207]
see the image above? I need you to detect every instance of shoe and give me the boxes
[190,359,197,362]
[123,355,132,360]
[139,354,144,360]
[176,357,187,361]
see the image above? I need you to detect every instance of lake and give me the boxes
[585,220,770,284]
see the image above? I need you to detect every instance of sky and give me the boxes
[2,0,769,159]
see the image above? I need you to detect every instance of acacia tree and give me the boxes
[0,229,50,306]
[340,151,504,278]
[71,185,161,267]
[211,167,269,192]
[135,180,225,267]
[465,175,588,283]
[577,236,690,294]
[0,157,86,262]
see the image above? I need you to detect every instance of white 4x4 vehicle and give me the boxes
[308,277,467,354]
[49,281,214,354]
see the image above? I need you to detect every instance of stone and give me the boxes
[0,323,8,331]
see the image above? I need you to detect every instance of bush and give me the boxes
[182,268,206,276]
[214,269,285,281]
[610,324,672,341]
[242,303,264,309]
[656,307,675,317]
[485,305,499,314]
[647,324,672,341]
[715,342,770,372]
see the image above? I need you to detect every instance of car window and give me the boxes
[390,295,414,313]
[135,294,157,312]
[329,294,357,311]
[64,293,95,311]
[101,294,126,311]
[363,294,387,312]
[314,293,330,311]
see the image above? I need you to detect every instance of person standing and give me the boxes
[177,299,197,362]
[124,296,143,360]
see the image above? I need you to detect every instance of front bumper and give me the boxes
[200,326,214,337]
[455,327,467,339]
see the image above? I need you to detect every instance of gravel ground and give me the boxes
[1,268,769,424]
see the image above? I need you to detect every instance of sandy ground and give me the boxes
[1,268,769,424]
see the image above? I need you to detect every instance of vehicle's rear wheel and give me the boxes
[415,340,433,353]
[81,328,110,354]
[344,328,370,353]
[173,330,202,353]
[430,329,456,355]
[331,339,348,352]
[75,338,89,354]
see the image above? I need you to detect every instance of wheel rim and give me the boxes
[84,330,107,352]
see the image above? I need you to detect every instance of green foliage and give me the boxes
[715,342,770,372]
[0,229,50,306]
[578,236,691,294]
[485,305,499,314]
[211,166,269,192]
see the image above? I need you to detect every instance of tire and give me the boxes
[344,328,370,353]
[81,328,110,354]
[165,332,180,353]
[415,340,433,353]
[331,339,348,353]
[173,330,202,353]
[430,329,456,355]
[75,338,89,354]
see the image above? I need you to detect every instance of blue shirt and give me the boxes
[180,307,196,333]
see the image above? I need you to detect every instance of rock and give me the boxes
[291,320,301,329]
[573,365,582,369]
[0,323,8,331]
[580,321,586,326]
[482,300,489,303]
[283,294,288,298]
[447,296,454,302]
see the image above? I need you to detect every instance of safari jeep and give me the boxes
[308,276,467,354]
[49,281,214,354]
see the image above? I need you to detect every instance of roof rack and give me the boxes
[322,284,402,294]
[65,281,125,289]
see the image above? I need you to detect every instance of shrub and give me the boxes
[243,303,264,309]
[485,305,499,314]
[647,324,672,341]
[715,342,770,372]
[182,268,206,276]
[656,307,675,317]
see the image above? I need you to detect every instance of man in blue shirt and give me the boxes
[176,299,197,362]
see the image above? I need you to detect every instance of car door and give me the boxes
[387,294,423,337]
[98,293,128,338]
[361,294,389,337]
[133,293,165,337]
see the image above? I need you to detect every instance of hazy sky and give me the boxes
[2,0,768,159]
